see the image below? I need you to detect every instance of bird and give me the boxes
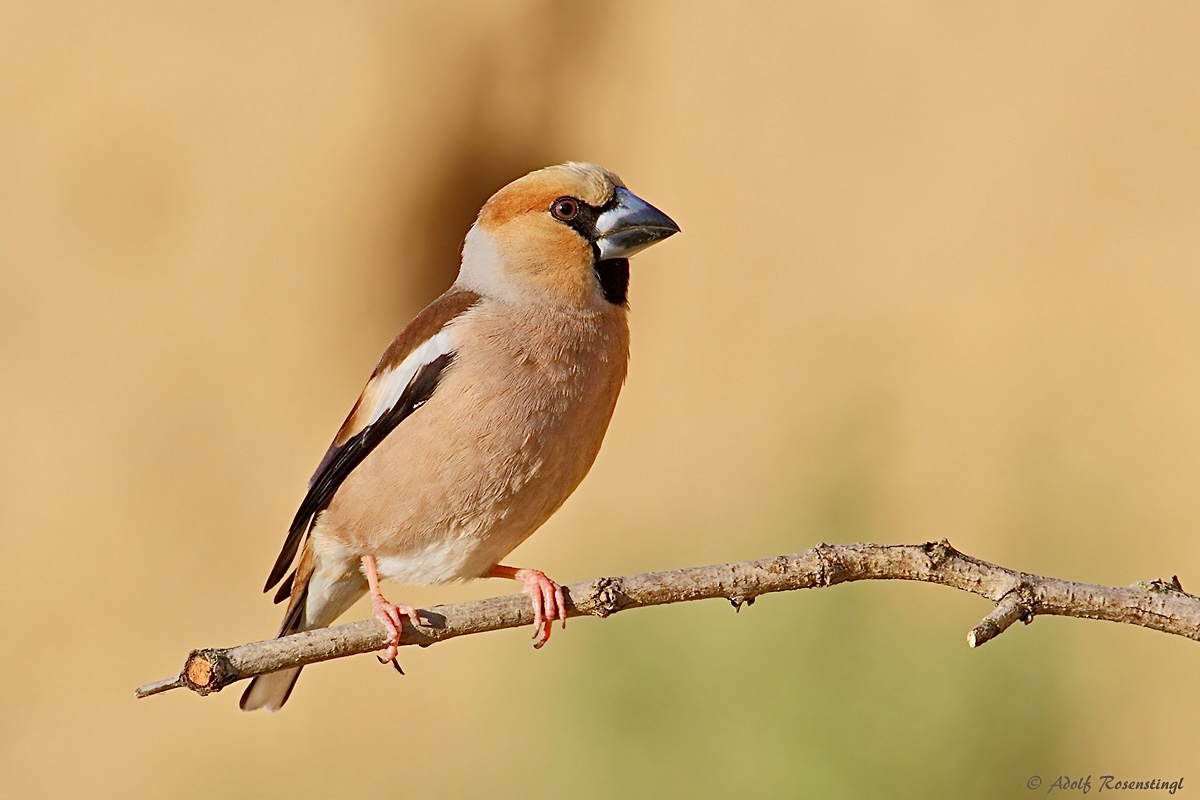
[240,162,679,711]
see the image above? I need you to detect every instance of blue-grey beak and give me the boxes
[594,187,680,260]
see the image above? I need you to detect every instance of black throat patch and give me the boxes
[594,258,630,306]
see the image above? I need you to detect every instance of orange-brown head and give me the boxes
[457,163,679,308]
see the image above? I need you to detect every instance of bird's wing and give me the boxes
[262,288,483,595]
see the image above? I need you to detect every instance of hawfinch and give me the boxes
[241,163,678,711]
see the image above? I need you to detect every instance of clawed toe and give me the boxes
[520,570,567,648]
[486,564,569,648]
[376,654,406,674]
[370,596,420,664]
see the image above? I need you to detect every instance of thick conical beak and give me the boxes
[594,187,680,260]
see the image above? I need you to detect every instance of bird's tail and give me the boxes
[239,665,304,713]
[239,570,364,712]
[239,589,308,712]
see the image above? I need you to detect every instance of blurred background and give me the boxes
[3,2,1199,797]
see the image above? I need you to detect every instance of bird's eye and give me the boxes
[551,197,580,221]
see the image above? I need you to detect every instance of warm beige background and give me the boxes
[3,2,1199,798]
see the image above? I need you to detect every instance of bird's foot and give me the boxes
[370,593,420,665]
[488,565,567,648]
[362,553,419,668]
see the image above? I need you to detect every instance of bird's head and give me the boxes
[457,162,679,308]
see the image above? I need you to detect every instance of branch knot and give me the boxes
[813,543,835,587]
[579,577,628,618]
[923,538,959,569]
[1134,575,1191,596]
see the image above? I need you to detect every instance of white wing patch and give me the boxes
[339,328,457,445]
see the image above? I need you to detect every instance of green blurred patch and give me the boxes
[559,583,1069,799]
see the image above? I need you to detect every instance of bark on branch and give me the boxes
[135,540,1200,700]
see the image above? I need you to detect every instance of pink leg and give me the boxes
[487,564,567,649]
[362,554,420,665]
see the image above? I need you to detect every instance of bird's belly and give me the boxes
[372,534,492,585]
[359,422,606,584]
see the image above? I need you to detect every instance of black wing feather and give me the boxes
[262,351,455,593]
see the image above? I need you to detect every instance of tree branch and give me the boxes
[135,540,1200,699]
